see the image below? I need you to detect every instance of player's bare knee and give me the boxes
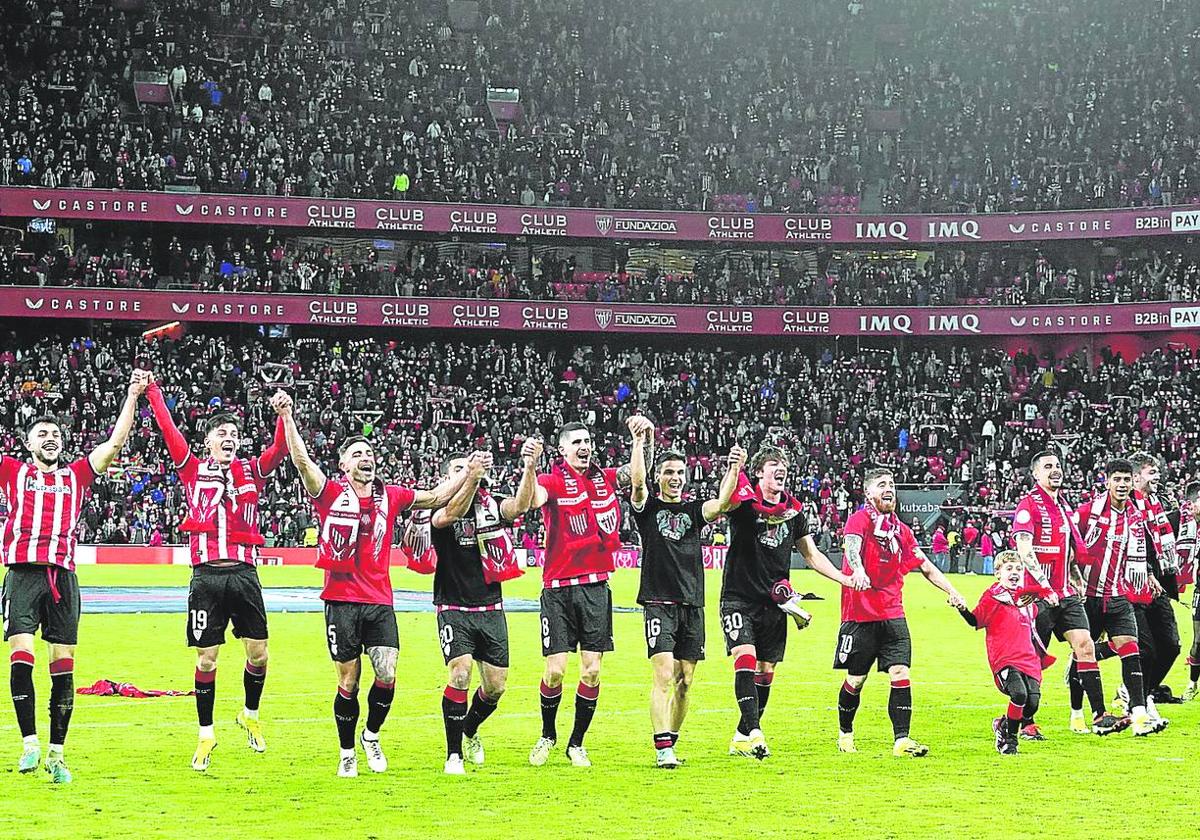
[366,645,398,684]
[887,664,909,682]
[196,648,219,672]
[1074,637,1097,661]
[482,671,507,699]
[244,640,268,667]
[8,634,35,654]
[845,673,869,690]
[756,661,776,675]
[447,660,472,690]
[579,653,602,686]
[542,654,567,686]
[48,643,75,661]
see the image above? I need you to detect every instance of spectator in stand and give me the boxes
[962,520,980,574]
[1,1,1197,212]
[979,527,996,576]
[931,525,950,573]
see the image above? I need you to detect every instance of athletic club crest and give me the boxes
[656,509,692,541]
[454,517,477,547]
[758,522,788,549]
[595,215,613,235]
[596,507,619,534]
[594,308,613,330]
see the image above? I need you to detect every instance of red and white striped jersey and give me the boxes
[0,455,97,571]
[178,454,272,566]
[1075,497,1145,599]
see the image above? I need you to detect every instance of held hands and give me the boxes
[128,369,151,397]
[846,569,871,591]
[945,589,967,609]
[467,450,494,478]
[269,390,293,417]
[626,414,654,440]
[520,437,544,467]
[727,444,747,471]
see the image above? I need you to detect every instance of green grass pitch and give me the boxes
[3,565,1197,839]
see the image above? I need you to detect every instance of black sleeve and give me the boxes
[1167,509,1181,534]
[956,606,978,628]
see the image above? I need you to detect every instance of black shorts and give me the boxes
[437,609,509,667]
[1034,593,1090,645]
[187,563,269,647]
[2,565,80,645]
[540,581,614,656]
[324,601,399,663]
[833,618,912,674]
[719,600,787,663]
[1133,594,1181,649]
[643,603,705,661]
[1084,595,1138,642]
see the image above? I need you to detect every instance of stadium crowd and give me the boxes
[5,236,1200,307]
[1,330,1197,558]
[2,0,1199,213]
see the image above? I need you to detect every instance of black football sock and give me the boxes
[539,680,562,740]
[195,667,216,728]
[567,682,599,748]
[838,680,861,733]
[1005,701,1023,738]
[1117,643,1146,709]
[888,679,913,740]
[1189,655,1200,684]
[1067,660,1085,711]
[10,651,36,739]
[243,662,266,712]
[462,687,499,738]
[754,672,774,721]
[734,655,759,735]
[366,679,395,735]
[443,685,468,758]
[48,658,74,746]
[333,687,359,750]
[1076,660,1106,716]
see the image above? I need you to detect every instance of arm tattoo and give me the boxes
[366,645,398,684]
[843,534,865,572]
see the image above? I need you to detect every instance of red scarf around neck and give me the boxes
[733,473,804,518]
[551,459,621,555]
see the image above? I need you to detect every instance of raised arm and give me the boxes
[413,450,492,510]
[431,454,487,529]
[628,417,650,511]
[272,392,325,497]
[702,444,747,522]
[146,375,191,467]
[256,397,290,476]
[88,369,149,474]
[500,437,544,521]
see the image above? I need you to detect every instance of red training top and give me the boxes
[840,507,923,623]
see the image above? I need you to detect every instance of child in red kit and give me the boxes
[957,550,1054,754]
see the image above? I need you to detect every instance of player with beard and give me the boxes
[527,420,642,769]
[1012,450,1124,737]
[276,394,476,777]
[3,369,147,783]
[1074,458,1166,737]
[805,468,965,757]
[430,438,541,776]
[1126,452,1182,713]
[720,446,828,760]
[1170,482,1200,700]
[146,375,289,771]
[628,418,745,768]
